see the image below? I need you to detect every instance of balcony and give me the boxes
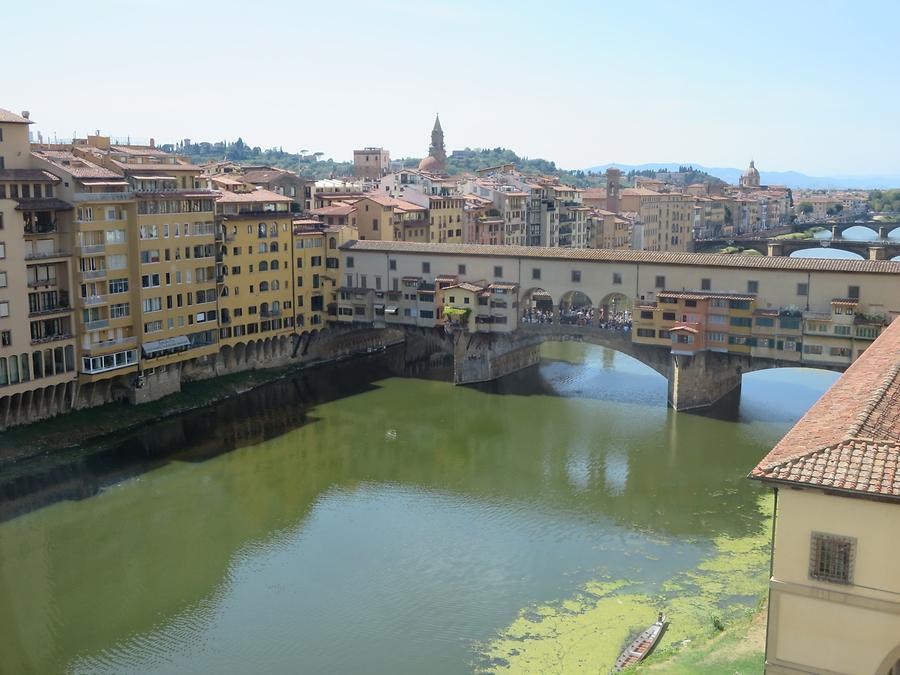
[81,269,107,280]
[27,277,59,288]
[29,304,72,318]
[82,335,138,353]
[82,294,108,306]
[23,223,58,236]
[79,244,106,255]
[25,249,71,261]
[261,308,282,318]
[30,332,74,346]
[85,319,110,331]
[72,191,134,202]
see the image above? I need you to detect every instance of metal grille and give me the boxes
[809,532,855,584]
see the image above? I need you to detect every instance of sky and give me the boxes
[5,0,899,176]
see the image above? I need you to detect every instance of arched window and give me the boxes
[269,242,279,252]
[259,261,268,272]
[64,345,74,372]
[329,237,337,249]
[260,302,269,315]
[8,355,19,384]
[32,351,43,379]
[272,280,280,290]
[260,281,269,292]
[258,223,267,238]
[258,242,267,253]
[0,357,7,386]
[20,354,30,382]
[269,223,278,236]
[271,260,280,270]
[221,286,229,297]
[272,301,280,312]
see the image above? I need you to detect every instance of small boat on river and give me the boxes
[612,612,667,672]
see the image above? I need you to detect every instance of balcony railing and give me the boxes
[81,269,107,280]
[82,295,108,306]
[82,335,138,353]
[29,304,72,317]
[261,308,282,318]
[25,250,70,261]
[72,191,134,202]
[30,332,74,346]
[79,244,106,254]
[27,278,58,288]
[85,319,110,331]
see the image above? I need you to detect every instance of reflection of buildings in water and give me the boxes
[602,348,616,370]
[603,448,629,496]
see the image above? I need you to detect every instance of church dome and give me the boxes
[741,160,760,187]
[418,155,440,171]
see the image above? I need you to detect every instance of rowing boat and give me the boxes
[612,613,667,671]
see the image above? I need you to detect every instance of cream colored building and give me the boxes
[0,109,78,415]
[751,315,900,675]
[353,147,390,180]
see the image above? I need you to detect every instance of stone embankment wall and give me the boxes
[1,326,409,431]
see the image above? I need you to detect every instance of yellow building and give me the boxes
[750,316,900,675]
[30,149,139,384]
[215,189,295,347]
[293,227,328,331]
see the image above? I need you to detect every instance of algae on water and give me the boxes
[475,494,773,673]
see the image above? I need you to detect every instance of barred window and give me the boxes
[809,532,855,584]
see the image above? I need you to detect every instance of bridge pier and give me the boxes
[667,351,745,412]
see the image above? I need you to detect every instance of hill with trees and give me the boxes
[869,189,900,213]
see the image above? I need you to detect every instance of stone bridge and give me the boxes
[696,236,900,260]
[445,323,845,413]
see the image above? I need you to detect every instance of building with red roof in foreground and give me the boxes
[750,315,900,675]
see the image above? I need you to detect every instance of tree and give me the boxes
[798,202,814,215]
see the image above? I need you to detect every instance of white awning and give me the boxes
[374,304,385,310]
[385,306,399,315]
[131,174,177,181]
[142,335,190,357]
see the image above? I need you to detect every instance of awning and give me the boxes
[131,174,177,181]
[385,306,399,315]
[82,180,130,187]
[374,304,385,310]
[142,335,190,357]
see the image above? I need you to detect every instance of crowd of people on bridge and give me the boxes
[521,305,632,331]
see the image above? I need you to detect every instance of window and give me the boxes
[0,243,5,259]
[110,303,130,319]
[613,272,622,285]
[140,249,161,264]
[142,297,162,313]
[389,259,396,271]
[700,278,711,291]
[730,316,752,327]
[809,533,855,584]
[141,273,161,288]
[636,328,655,338]
[144,320,163,333]
[655,275,665,288]
[803,344,824,355]
[848,285,860,299]
[834,325,851,336]
[346,256,354,268]
[640,310,653,319]
[662,311,676,321]
[532,268,541,280]
[458,264,466,275]
[0,272,6,288]
[0,302,8,317]
[755,317,775,327]
[494,266,503,278]
[422,262,430,273]
[797,283,808,296]
[107,254,127,270]
[747,280,758,294]
[0,331,9,346]
[571,270,581,283]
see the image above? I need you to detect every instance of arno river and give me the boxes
[0,343,838,674]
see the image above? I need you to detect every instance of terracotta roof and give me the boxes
[488,282,519,290]
[445,282,485,293]
[0,169,61,182]
[114,160,201,172]
[311,204,356,216]
[32,150,120,179]
[750,317,900,499]
[670,325,698,334]
[216,188,291,204]
[0,108,33,124]
[657,290,755,301]
[14,198,73,211]
[339,240,900,275]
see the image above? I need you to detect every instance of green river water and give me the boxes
[0,343,838,674]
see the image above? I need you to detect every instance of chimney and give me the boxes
[150,138,155,148]
[21,111,30,119]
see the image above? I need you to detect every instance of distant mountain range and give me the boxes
[585,163,900,190]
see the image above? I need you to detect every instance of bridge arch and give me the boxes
[559,290,593,311]
[598,292,632,317]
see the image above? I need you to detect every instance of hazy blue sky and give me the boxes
[5,0,898,175]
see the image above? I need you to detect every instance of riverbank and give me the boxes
[0,347,395,465]
[637,601,766,674]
